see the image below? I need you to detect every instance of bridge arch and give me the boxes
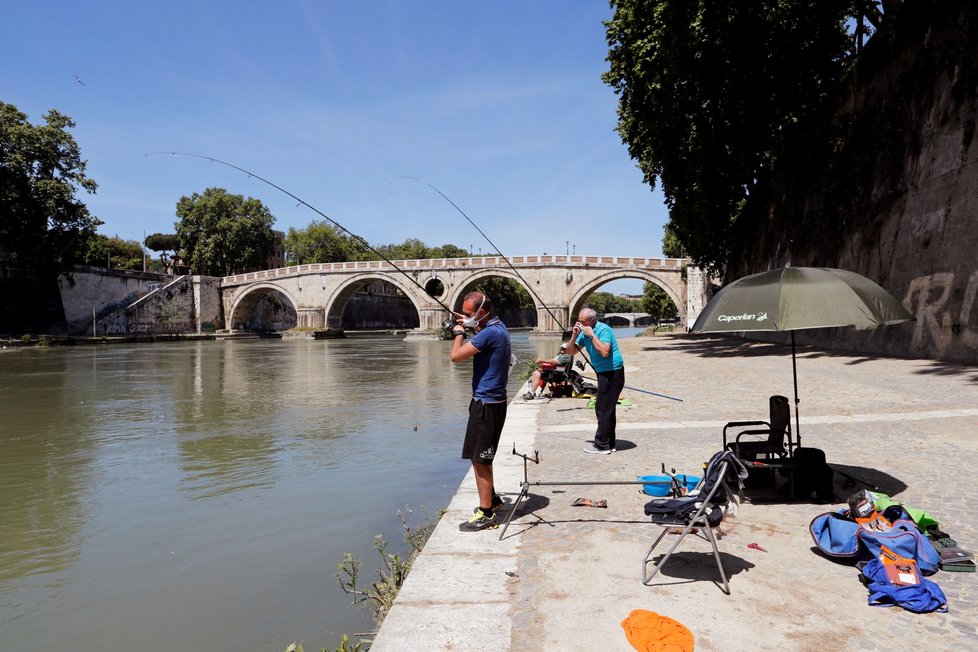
[568,269,685,323]
[227,283,299,331]
[448,268,538,327]
[324,273,425,330]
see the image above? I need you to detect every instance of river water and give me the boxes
[0,328,643,651]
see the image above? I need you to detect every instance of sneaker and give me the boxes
[583,444,613,455]
[473,493,504,513]
[523,391,535,401]
[460,509,498,532]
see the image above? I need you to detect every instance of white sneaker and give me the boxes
[583,444,613,455]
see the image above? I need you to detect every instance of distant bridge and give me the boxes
[220,255,708,335]
[602,312,657,327]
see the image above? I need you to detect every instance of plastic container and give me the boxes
[637,474,702,497]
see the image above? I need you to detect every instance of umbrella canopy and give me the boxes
[690,267,914,441]
[691,267,913,333]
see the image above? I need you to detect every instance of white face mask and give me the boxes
[461,295,485,328]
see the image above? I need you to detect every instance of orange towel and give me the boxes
[621,609,694,652]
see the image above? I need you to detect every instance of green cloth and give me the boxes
[585,397,632,409]
[871,492,940,530]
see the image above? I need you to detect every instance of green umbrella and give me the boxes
[690,267,914,440]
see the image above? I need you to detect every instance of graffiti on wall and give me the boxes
[904,270,978,355]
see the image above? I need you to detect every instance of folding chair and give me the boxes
[722,395,794,462]
[642,451,747,594]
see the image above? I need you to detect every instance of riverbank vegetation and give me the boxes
[327,506,442,650]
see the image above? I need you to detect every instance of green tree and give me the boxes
[83,234,145,270]
[662,223,687,259]
[640,282,678,321]
[603,1,856,274]
[585,291,640,314]
[283,220,355,264]
[429,243,470,258]
[472,277,534,311]
[174,188,276,276]
[145,232,180,268]
[0,102,102,279]
[376,238,430,261]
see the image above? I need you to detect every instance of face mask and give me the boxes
[461,295,485,328]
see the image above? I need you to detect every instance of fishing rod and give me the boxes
[394,176,567,332]
[397,176,682,402]
[145,152,461,321]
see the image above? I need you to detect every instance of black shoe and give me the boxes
[473,493,504,513]
[460,509,498,532]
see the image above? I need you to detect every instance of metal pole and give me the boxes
[791,331,801,445]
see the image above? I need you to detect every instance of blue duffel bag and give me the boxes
[809,506,941,575]
[861,556,947,613]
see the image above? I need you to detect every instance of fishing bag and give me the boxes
[861,556,947,613]
[809,506,941,575]
[789,447,835,502]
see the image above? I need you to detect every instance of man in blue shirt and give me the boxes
[450,291,511,531]
[566,307,625,454]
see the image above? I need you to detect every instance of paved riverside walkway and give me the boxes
[369,334,978,651]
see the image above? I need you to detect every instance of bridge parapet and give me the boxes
[219,256,704,336]
[222,255,689,287]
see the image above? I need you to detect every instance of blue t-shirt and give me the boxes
[468,318,511,402]
[576,321,623,373]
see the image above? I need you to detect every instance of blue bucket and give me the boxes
[637,474,701,497]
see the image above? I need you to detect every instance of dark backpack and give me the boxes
[790,447,835,502]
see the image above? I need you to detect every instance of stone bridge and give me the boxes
[602,312,656,327]
[220,255,707,336]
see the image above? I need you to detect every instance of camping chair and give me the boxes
[642,451,748,594]
[722,395,794,462]
[540,360,573,397]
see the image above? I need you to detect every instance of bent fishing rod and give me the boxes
[397,176,682,403]
[145,152,462,320]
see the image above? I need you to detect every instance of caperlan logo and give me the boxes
[718,312,770,323]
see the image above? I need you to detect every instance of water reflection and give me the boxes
[0,351,96,593]
[0,333,553,650]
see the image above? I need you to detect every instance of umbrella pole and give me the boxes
[791,331,801,447]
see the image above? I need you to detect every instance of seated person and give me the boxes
[523,344,573,400]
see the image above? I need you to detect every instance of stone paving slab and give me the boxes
[373,334,978,651]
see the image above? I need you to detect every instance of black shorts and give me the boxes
[462,399,507,465]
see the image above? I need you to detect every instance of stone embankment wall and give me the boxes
[58,268,223,335]
[731,2,978,364]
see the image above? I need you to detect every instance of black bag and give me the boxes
[788,447,835,502]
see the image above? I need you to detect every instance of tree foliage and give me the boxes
[640,281,678,321]
[283,221,473,265]
[145,232,180,268]
[0,102,102,279]
[661,223,687,259]
[473,277,534,310]
[283,220,356,264]
[603,1,857,274]
[584,291,640,314]
[83,234,145,271]
[174,188,276,276]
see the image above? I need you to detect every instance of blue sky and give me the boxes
[2,1,669,290]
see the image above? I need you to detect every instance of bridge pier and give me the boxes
[533,305,568,336]
[297,307,325,329]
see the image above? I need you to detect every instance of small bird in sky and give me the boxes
[74,74,86,86]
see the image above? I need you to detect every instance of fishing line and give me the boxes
[395,176,682,402]
[145,152,459,317]
[393,176,566,332]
